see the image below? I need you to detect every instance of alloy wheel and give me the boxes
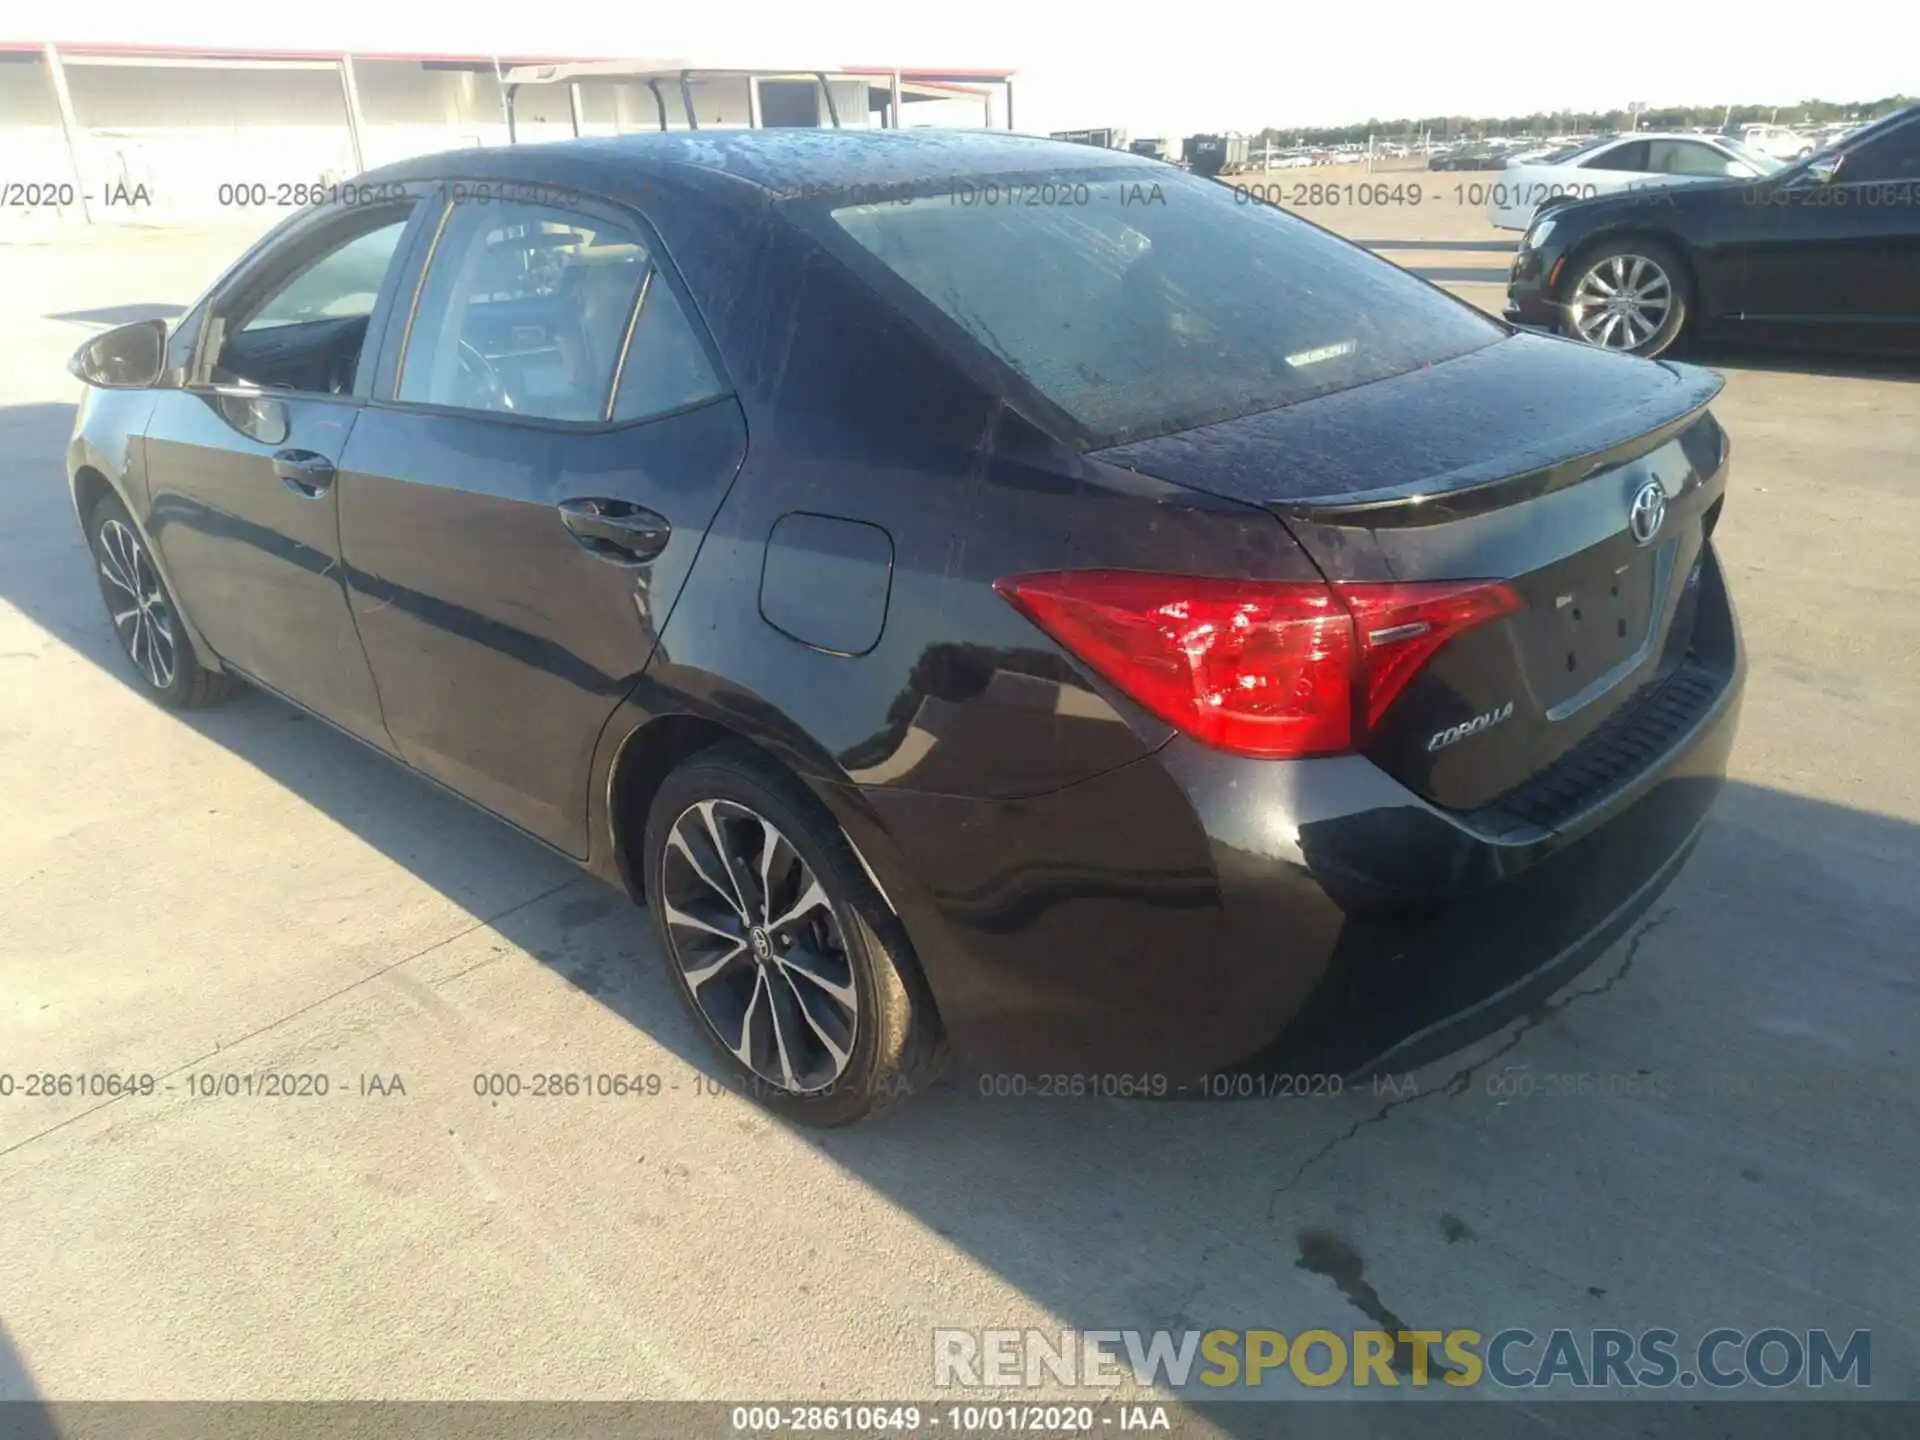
[1566,253,1673,351]
[659,799,859,1094]
[97,518,178,691]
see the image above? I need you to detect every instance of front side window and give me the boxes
[245,221,410,331]
[398,199,720,424]
[209,211,413,392]
[1839,122,1920,183]
[820,166,1501,446]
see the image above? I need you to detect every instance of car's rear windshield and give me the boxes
[814,166,1503,447]
[1539,137,1615,164]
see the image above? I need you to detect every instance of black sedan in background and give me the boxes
[1507,103,1920,356]
[67,131,1743,1125]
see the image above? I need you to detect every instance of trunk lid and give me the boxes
[1093,333,1732,813]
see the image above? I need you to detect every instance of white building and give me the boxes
[0,43,1016,225]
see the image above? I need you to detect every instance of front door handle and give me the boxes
[558,497,671,564]
[273,448,336,497]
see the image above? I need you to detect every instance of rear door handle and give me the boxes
[558,497,671,564]
[273,448,336,497]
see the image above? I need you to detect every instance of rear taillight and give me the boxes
[994,570,1519,760]
[1340,580,1522,732]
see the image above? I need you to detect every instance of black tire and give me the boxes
[1556,237,1692,358]
[86,492,241,710]
[642,742,947,1127]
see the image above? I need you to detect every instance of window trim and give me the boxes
[189,194,432,403]
[373,179,735,434]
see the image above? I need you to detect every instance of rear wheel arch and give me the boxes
[604,711,911,920]
[607,713,743,902]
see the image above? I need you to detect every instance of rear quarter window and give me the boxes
[812,167,1502,446]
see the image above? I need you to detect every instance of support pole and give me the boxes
[42,44,93,224]
[568,81,584,138]
[815,73,840,128]
[1004,78,1016,131]
[889,70,901,129]
[339,54,367,172]
[679,72,698,129]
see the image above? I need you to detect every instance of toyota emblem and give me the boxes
[1628,480,1666,546]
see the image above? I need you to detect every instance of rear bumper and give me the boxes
[832,551,1745,1091]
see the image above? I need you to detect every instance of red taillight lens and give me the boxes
[1340,580,1522,732]
[995,570,1519,760]
[994,572,1355,757]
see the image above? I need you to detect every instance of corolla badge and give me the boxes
[1427,701,1514,752]
[1628,479,1667,546]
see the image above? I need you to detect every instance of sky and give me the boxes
[17,0,1916,137]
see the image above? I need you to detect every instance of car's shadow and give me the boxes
[1682,338,1920,384]
[5,396,1918,1430]
[0,1322,56,1439]
[1354,240,1520,253]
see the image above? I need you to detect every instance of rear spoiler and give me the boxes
[1267,368,1724,528]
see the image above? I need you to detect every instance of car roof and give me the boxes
[363,127,1152,200]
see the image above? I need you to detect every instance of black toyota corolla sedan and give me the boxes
[1506,102,1920,357]
[67,130,1744,1125]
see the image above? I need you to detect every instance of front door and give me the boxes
[339,189,746,853]
[1739,117,1920,327]
[144,202,429,744]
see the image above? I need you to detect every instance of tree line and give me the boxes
[1253,95,1914,146]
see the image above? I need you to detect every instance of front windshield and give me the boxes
[1721,139,1787,175]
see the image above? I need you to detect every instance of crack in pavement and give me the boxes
[1265,905,1678,1214]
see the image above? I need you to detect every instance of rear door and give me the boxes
[338,185,746,854]
[143,197,431,744]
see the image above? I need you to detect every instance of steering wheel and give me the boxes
[457,340,514,411]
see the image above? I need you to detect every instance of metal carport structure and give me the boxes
[494,59,1017,139]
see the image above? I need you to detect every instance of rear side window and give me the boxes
[399,198,721,424]
[611,269,725,421]
[1582,141,1648,172]
[822,167,1500,446]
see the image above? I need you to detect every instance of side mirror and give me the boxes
[67,318,169,389]
[1806,155,1843,185]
